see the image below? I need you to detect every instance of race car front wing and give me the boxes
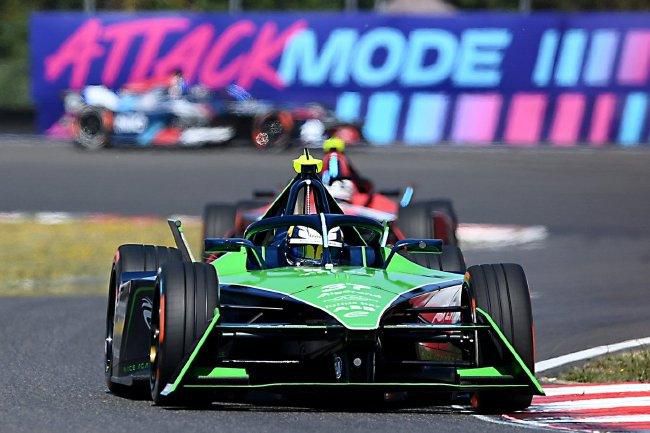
[160,308,544,398]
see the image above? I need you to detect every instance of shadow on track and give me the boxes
[149,391,474,414]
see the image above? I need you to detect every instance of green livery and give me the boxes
[216,249,463,330]
[105,150,543,411]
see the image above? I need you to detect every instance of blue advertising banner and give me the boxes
[30,12,650,146]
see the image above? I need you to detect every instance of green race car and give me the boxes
[104,151,543,410]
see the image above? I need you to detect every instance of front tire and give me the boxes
[202,203,237,260]
[203,203,237,239]
[397,200,458,245]
[149,262,219,405]
[465,263,535,412]
[404,245,466,274]
[105,244,182,397]
[252,111,293,150]
[75,106,110,150]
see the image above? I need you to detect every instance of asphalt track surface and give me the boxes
[1,139,650,432]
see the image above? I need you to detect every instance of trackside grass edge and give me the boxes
[556,349,650,383]
[0,218,201,296]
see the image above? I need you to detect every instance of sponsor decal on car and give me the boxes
[141,297,153,330]
[180,126,235,145]
[317,283,381,319]
[113,112,148,134]
[121,361,149,374]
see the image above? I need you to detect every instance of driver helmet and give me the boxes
[300,119,325,146]
[323,137,345,153]
[326,179,355,202]
[286,226,344,266]
[168,69,188,99]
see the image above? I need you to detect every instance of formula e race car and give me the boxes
[57,80,363,150]
[202,139,458,261]
[104,151,543,410]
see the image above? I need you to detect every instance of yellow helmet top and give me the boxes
[323,137,345,153]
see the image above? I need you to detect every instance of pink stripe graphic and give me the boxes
[549,93,585,146]
[504,93,547,145]
[589,93,617,146]
[450,94,502,145]
[617,30,650,85]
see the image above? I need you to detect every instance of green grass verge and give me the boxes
[557,349,650,383]
[0,218,201,296]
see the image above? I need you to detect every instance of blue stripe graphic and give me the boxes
[618,93,647,146]
[584,30,619,86]
[533,30,559,86]
[335,92,362,123]
[403,93,448,145]
[555,29,588,86]
[362,92,402,145]
[137,121,164,146]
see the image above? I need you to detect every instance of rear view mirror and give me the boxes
[204,238,254,253]
[399,239,442,253]
[204,238,265,268]
[384,239,442,268]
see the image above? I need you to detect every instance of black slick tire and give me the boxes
[465,263,535,412]
[202,203,237,259]
[252,111,293,150]
[203,202,237,239]
[397,200,458,245]
[105,244,183,397]
[149,262,219,405]
[75,106,109,150]
[405,245,466,274]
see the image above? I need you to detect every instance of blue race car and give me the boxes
[59,81,363,150]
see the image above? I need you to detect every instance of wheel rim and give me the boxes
[149,287,161,392]
[254,115,290,149]
[80,114,101,136]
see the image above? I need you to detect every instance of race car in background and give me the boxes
[56,78,363,150]
[104,151,542,409]
[202,139,459,262]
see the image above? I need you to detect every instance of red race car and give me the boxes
[202,139,459,260]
